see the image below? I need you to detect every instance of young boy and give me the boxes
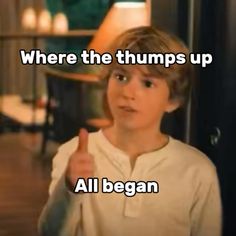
[38,26,222,236]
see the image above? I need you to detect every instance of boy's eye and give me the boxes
[113,73,128,83]
[143,80,154,88]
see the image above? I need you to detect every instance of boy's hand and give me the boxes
[65,128,94,191]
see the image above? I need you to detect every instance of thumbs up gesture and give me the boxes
[65,128,94,190]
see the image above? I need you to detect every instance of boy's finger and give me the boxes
[77,128,88,153]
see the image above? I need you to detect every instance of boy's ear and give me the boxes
[165,100,180,113]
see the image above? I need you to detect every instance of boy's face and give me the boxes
[107,65,179,131]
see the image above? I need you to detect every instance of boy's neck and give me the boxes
[103,124,169,161]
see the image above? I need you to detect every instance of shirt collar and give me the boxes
[95,129,173,173]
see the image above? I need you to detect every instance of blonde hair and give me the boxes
[100,26,193,117]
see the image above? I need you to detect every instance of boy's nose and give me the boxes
[121,79,139,100]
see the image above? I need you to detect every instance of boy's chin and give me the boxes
[115,120,149,132]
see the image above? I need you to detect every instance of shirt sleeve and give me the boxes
[38,139,83,236]
[190,166,222,236]
[48,141,75,195]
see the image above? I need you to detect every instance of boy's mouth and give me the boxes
[118,105,137,112]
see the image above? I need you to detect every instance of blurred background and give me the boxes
[0,0,235,235]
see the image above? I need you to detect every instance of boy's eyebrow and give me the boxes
[112,66,127,73]
[112,65,162,80]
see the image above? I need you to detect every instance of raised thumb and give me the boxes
[77,128,88,153]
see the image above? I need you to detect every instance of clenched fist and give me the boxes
[65,128,94,191]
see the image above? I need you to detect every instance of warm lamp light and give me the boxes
[37,9,52,33]
[21,7,37,30]
[88,0,150,53]
[52,12,68,34]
